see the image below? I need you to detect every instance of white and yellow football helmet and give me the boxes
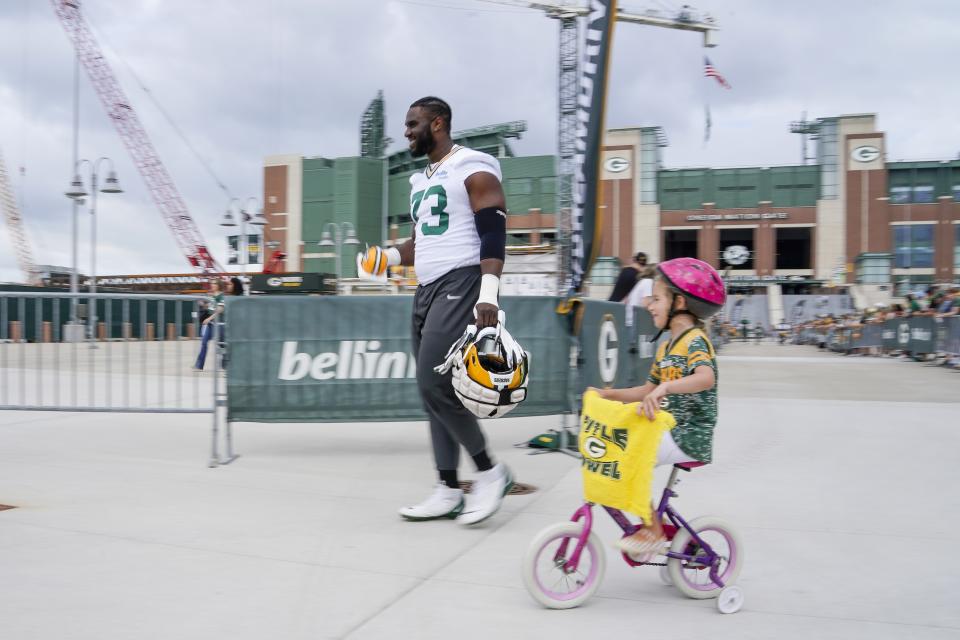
[434,312,529,418]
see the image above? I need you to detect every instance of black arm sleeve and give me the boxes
[474,206,506,261]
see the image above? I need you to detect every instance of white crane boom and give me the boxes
[0,147,40,285]
[477,0,718,45]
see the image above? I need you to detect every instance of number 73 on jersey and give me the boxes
[411,185,449,236]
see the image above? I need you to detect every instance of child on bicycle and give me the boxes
[592,257,725,558]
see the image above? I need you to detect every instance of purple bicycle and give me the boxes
[522,461,745,613]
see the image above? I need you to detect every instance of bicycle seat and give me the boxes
[674,461,707,471]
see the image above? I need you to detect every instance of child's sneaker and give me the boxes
[615,531,668,563]
[398,484,464,521]
[458,463,513,526]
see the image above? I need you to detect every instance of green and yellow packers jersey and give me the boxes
[648,327,718,463]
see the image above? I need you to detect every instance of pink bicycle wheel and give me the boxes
[667,516,743,600]
[521,522,606,609]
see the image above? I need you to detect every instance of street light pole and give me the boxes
[70,52,80,327]
[239,202,247,276]
[318,221,360,293]
[65,157,122,341]
[222,198,266,280]
[241,196,263,276]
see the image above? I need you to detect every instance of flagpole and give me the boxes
[702,57,711,145]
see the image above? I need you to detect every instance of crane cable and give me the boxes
[83,9,236,202]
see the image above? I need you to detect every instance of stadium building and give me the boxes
[261,111,960,300]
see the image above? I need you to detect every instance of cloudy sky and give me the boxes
[0,0,957,282]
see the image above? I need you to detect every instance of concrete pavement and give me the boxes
[1,342,958,639]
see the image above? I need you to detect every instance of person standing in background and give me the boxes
[194,279,224,371]
[624,264,656,327]
[608,252,648,302]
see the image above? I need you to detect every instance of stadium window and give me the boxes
[589,257,621,285]
[913,185,935,204]
[856,255,891,285]
[775,227,811,269]
[896,274,934,297]
[889,186,911,204]
[953,184,960,202]
[911,224,934,267]
[893,226,910,268]
[893,224,935,268]
[663,229,698,261]
[955,225,960,269]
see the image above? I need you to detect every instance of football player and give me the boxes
[358,96,513,525]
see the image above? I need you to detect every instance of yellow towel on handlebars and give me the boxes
[579,389,676,525]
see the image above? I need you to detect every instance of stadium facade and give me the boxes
[262,113,960,297]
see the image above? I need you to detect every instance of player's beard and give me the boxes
[410,128,435,158]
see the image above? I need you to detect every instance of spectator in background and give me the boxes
[194,279,224,371]
[623,264,657,326]
[938,287,959,316]
[608,251,648,302]
[905,294,921,315]
[939,288,960,368]
[925,285,939,309]
[229,276,245,297]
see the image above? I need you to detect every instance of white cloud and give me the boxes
[1,0,958,282]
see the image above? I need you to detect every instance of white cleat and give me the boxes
[398,484,465,521]
[458,463,513,526]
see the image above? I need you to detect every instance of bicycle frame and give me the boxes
[556,465,728,589]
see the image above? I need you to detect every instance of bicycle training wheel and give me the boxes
[521,521,606,609]
[667,516,743,600]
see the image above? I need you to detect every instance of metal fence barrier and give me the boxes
[2,291,722,467]
[797,316,960,358]
[0,292,232,466]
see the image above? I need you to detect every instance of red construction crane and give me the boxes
[262,250,287,274]
[51,0,222,273]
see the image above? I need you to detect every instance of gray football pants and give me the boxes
[412,265,488,472]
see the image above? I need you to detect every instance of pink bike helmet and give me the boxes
[657,257,726,319]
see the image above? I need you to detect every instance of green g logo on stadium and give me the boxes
[604,157,630,173]
[851,145,881,163]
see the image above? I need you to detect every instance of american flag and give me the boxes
[704,57,731,89]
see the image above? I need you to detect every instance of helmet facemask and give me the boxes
[433,315,530,419]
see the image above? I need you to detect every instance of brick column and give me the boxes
[936,196,954,282]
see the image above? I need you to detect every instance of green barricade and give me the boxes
[225,296,664,423]
[907,316,936,354]
[883,318,911,351]
[942,316,960,356]
[576,301,632,390]
[226,296,571,423]
[880,317,940,354]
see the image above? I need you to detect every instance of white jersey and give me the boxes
[409,145,502,285]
